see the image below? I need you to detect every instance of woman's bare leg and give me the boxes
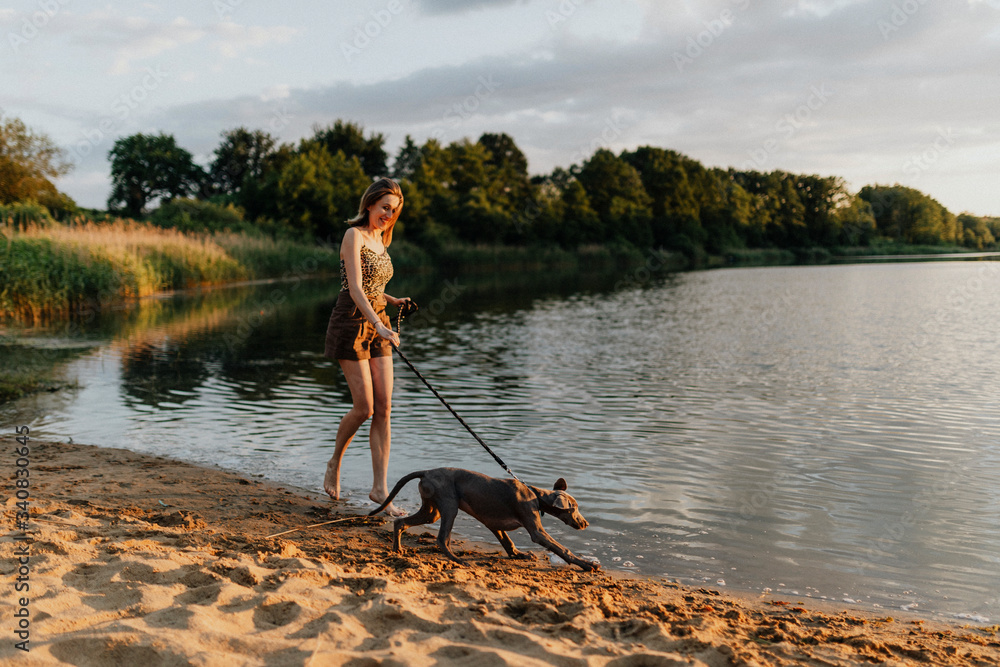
[368,354,404,516]
[324,359,374,499]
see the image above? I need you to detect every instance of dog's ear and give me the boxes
[551,494,573,510]
[553,478,567,491]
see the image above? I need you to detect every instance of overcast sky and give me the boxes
[3,0,998,215]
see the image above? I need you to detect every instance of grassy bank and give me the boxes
[0,215,690,323]
[0,218,341,322]
[831,242,976,256]
[428,242,687,274]
[6,213,989,326]
[711,243,993,267]
[715,247,798,267]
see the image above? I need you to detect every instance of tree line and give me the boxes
[3,110,998,254]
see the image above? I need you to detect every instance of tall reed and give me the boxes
[1,219,248,322]
[213,232,340,279]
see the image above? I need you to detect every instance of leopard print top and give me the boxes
[340,245,394,298]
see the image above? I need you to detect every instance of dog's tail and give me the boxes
[368,470,426,516]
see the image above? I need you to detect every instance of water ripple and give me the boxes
[19,262,1000,618]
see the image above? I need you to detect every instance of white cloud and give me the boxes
[785,0,869,19]
[417,0,523,15]
[84,14,208,75]
[15,0,997,215]
[260,84,291,102]
[212,22,298,59]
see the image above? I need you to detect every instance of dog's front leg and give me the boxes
[490,529,532,559]
[525,526,599,572]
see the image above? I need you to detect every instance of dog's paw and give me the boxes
[510,551,536,561]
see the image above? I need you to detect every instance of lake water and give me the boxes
[5,259,999,624]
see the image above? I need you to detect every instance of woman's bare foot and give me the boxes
[369,491,406,517]
[324,460,341,500]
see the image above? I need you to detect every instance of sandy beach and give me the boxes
[2,440,998,666]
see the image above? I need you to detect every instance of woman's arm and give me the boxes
[383,293,412,307]
[342,228,399,345]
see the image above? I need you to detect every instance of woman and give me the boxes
[323,177,412,517]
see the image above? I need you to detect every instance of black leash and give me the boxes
[391,302,521,482]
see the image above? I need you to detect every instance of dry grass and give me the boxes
[0,218,257,322]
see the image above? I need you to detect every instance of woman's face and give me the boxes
[367,193,401,231]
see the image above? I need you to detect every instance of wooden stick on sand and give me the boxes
[265,517,363,539]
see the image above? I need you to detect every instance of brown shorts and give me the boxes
[324,291,393,361]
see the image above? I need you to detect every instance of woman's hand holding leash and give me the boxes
[376,322,400,347]
[397,298,418,317]
[375,298,416,346]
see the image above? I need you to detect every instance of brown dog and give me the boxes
[369,467,599,571]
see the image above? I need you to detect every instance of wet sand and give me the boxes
[2,440,998,666]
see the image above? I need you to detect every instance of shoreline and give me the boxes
[5,216,996,328]
[2,440,997,665]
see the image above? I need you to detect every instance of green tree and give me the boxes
[209,127,276,197]
[984,217,1000,245]
[623,147,703,248]
[150,198,246,233]
[700,173,755,253]
[477,132,534,241]
[559,179,603,246]
[238,142,296,225]
[731,170,807,247]
[833,196,877,246]
[479,132,528,177]
[391,135,422,182]
[446,140,503,243]
[107,133,204,218]
[272,142,369,241]
[311,120,387,179]
[859,185,958,245]
[957,213,996,249]
[577,149,653,246]
[401,139,459,246]
[521,176,566,244]
[0,111,75,213]
[794,175,851,245]
[478,134,530,196]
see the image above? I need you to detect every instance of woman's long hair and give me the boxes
[346,177,404,247]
